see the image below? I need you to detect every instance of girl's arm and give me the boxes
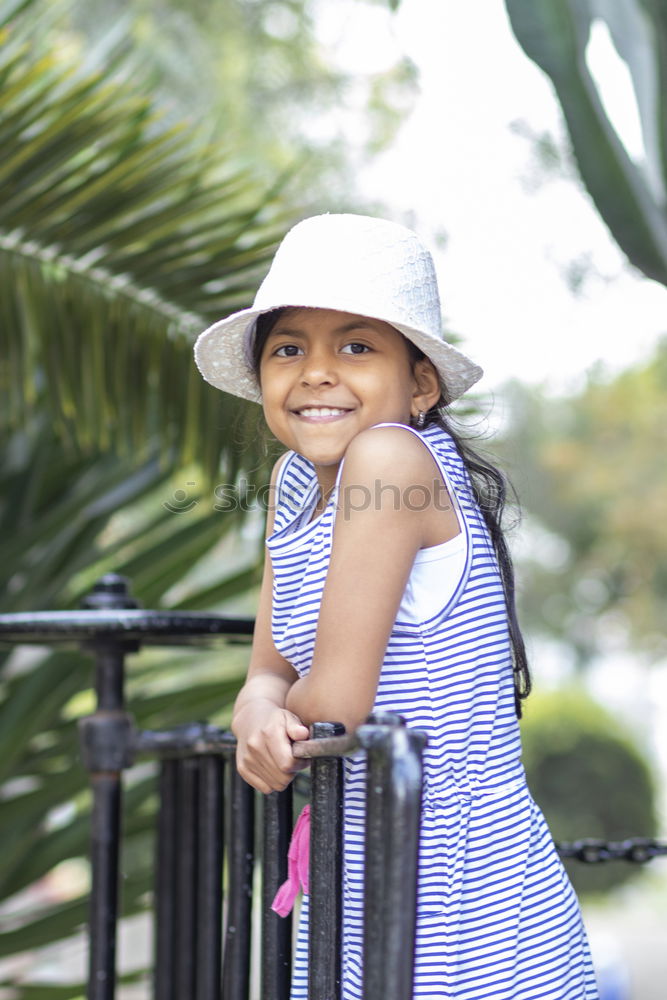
[232,456,309,794]
[286,425,459,732]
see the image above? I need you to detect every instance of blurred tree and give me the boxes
[504,0,667,286]
[66,0,418,204]
[500,340,667,666]
[0,0,289,470]
[521,688,658,896]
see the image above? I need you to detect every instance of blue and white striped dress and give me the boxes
[267,422,598,1000]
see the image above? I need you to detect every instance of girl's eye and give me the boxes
[274,344,302,357]
[341,342,371,355]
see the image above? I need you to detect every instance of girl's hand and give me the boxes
[233,699,310,794]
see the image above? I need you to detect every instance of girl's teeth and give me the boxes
[300,407,346,416]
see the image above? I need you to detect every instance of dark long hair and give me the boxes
[252,309,531,717]
[435,407,531,718]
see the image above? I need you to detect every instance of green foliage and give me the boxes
[65,0,418,202]
[0,0,294,475]
[521,688,658,895]
[501,342,667,663]
[69,0,342,173]
[504,0,667,286]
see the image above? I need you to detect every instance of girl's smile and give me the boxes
[258,307,440,496]
[291,406,353,421]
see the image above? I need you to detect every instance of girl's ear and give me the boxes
[411,358,442,417]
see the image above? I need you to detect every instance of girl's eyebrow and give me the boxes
[265,326,306,339]
[335,320,377,333]
[267,319,377,339]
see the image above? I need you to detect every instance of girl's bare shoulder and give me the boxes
[340,425,458,546]
[341,424,437,485]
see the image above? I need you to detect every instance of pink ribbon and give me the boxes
[271,804,311,916]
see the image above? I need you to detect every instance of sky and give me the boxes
[315,0,667,395]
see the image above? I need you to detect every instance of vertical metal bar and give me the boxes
[382,728,425,1000]
[85,643,133,1000]
[174,757,199,1000]
[196,755,225,1000]
[360,713,403,999]
[154,759,178,1000]
[362,725,425,1000]
[222,764,255,1000]
[308,721,345,1000]
[81,574,139,1000]
[88,770,122,1000]
[261,788,293,1000]
[361,727,390,999]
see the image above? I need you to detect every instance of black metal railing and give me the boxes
[0,574,426,1000]
[1,572,666,1000]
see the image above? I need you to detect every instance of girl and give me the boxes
[194,214,598,999]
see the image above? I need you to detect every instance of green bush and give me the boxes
[521,688,659,896]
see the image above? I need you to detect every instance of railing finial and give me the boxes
[82,573,139,610]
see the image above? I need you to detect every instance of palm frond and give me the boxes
[0,8,292,471]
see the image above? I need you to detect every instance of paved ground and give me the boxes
[583,864,667,1000]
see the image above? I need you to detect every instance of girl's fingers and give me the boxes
[237,753,289,794]
[238,735,297,792]
[235,707,310,793]
[285,717,309,741]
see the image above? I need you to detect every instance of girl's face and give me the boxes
[258,308,439,484]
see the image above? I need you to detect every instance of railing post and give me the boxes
[152,735,228,1000]
[78,574,139,1000]
[154,759,178,1000]
[174,757,199,997]
[222,765,255,1000]
[309,721,345,1000]
[262,787,293,1000]
[359,717,425,1000]
[196,755,225,1000]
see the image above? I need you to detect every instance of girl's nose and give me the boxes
[299,350,338,387]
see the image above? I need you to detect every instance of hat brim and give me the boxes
[194,304,483,405]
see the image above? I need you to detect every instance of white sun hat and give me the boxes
[193,213,483,403]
